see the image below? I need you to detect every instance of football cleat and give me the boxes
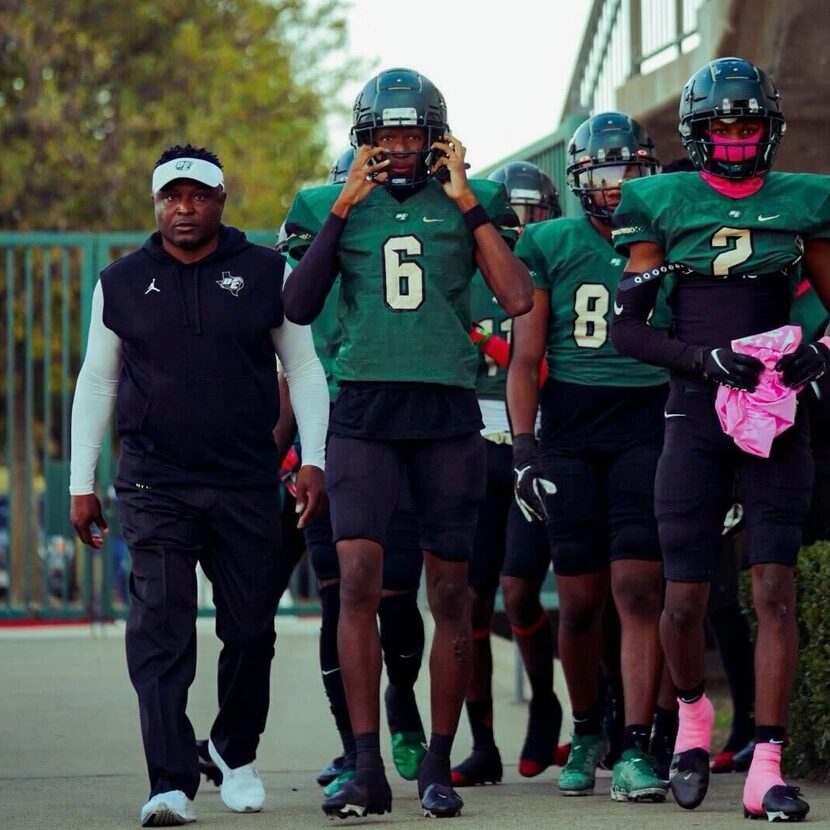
[196,739,222,786]
[669,748,710,810]
[558,733,607,795]
[317,755,349,788]
[610,748,668,802]
[322,773,392,819]
[450,747,502,786]
[743,785,809,822]
[420,783,464,818]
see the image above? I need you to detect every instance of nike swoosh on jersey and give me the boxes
[758,214,780,221]
[422,217,444,223]
[613,302,624,315]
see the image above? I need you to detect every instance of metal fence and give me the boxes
[563,0,705,116]
[0,230,317,621]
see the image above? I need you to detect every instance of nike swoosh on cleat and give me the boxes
[758,214,780,221]
[423,217,444,223]
[664,412,686,419]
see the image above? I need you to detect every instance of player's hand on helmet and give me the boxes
[430,134,471,200]
[293,464,327,529]
[695,347,764,391]
[512,433,557,523]
[775,340,830,388]
[334,146,390,213]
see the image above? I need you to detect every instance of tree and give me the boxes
[0,0,362,608]
[0,0,362,231]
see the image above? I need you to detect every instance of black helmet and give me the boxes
[350,67,449,188]
[328,147,355,184]
[678,57,785,179]
[567,112,659,222]
[488,161,562,225]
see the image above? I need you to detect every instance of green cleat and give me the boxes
[390,730,428,781]
[323,767,356,798]
[611,748,668,802]
[558,733,607,796]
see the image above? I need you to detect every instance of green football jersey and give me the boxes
[285,179,518,389]
[516,216,670,387]
[612,171,830,276]
[792,280,830,342]
[470,270,510,400]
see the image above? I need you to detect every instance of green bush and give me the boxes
[787,540,830,781]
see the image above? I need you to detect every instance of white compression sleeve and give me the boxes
[270,311,329,470]
[69,281,121,494]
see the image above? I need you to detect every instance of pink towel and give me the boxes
[715,325,802,458]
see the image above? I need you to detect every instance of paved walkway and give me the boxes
[1,618,827,829]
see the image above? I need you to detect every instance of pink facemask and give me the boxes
[700,126,766,198]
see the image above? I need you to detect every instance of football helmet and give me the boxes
[328,147,355,184]
[678,57,785,179]
[350,67,449,188]
[567,112,659,222]
[488,161,562,225]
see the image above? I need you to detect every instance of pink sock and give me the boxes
[673,694,714,754]
[743,742,785,813]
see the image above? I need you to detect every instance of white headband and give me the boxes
[151,158,224,194]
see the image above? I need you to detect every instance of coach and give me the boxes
[69,144,329,826]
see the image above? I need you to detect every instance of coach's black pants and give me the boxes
[118,483,282,799]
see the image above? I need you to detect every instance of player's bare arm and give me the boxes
[624,240,665,273]
[506,289,549,436]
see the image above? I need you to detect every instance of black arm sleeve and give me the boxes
[282,212,346,325]
[610,271,702,374]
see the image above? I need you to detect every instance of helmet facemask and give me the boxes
[570,152,660,222]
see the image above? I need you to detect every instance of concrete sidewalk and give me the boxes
[0,618,827,829]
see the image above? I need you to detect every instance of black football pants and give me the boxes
[117,483,282,799]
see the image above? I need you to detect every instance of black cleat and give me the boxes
[322,773,392,819]
[731,740,756,773]
[744,786,809,822]
[450,747,502,787]
[421,783,464,818]
[317,755,348,788]
[196,739,222,786]
[670,748,710,810]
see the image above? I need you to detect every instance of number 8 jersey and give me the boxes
[284,178,519,389]
[516,216,670,386]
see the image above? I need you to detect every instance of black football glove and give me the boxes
[775,341,830,388]
[512,433,557,523]
[694,347,764,391]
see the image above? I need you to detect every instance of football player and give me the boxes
[611,57,830,820]
[292,148,429,796]
[281,68,532,819]
[452,162,566,788]
[508,112,670,802]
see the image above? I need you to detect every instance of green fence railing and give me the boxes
[0,229,320,621]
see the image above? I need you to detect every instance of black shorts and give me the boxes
[304,494,423,593]
[540,441,663,577]
[656,379,813,582]
[326,432,487,561]
[469,441,550,593]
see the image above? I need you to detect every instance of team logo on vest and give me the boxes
[216,271,244,296]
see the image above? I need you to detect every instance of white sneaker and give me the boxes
[140,790,196,826]
[208,738,265,813]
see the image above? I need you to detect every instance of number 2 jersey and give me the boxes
[516,216,669,447]
[284,178,518,390]
[612,170,830,349]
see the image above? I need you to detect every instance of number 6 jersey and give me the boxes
[516,216,670,387]
[284,178,518,389]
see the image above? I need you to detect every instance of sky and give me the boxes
[328,0,594,173]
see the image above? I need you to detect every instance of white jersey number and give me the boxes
[573,283,609,349]
[711,227,753,277]
[383,235,424,311]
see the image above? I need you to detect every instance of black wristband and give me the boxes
[463,203,491,233]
